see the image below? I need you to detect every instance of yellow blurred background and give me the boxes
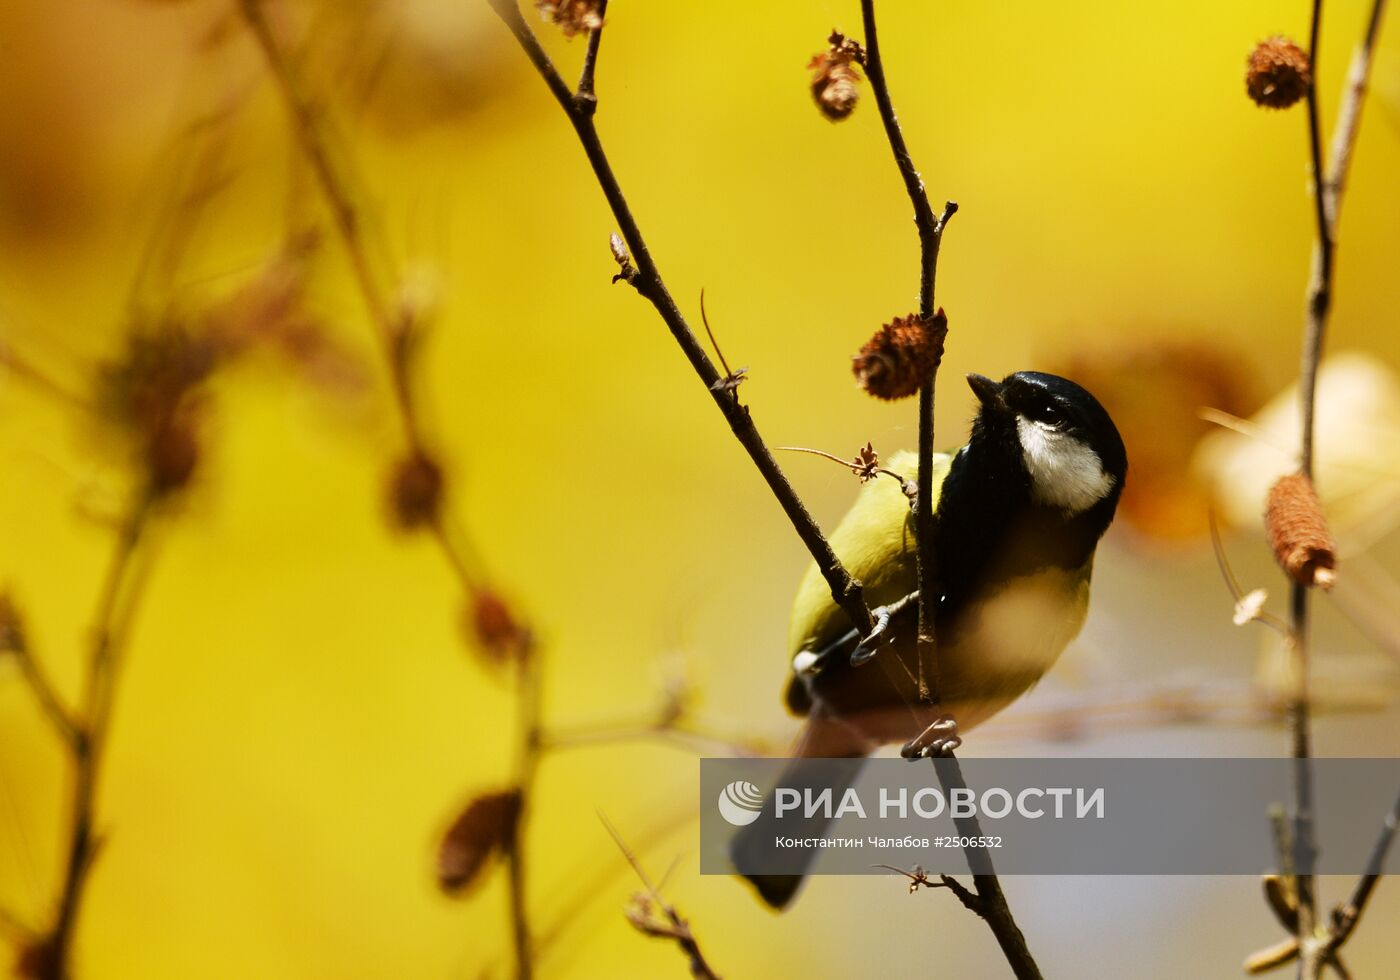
[2,0,1399,977]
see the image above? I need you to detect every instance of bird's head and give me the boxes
[965,371,1127,518]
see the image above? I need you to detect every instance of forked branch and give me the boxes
[1284,1,1388,976]
[488,0,875,638]
[858,2,1039,977]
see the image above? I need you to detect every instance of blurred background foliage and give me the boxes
[1,0,1399,977]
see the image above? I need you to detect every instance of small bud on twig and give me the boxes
[147,418,200,495]
[387,451,444,531]
[15,933,60,980]
[1243,936,1300,974]
[437,789,522,894]
[466,590,534,667]
[1246,37,1311,110]
[1264,473,1337,589]
[535,0,603,38]
[0,594,26,655]
[609,233,636,285]
[1262,872,1300,932]
[852,309,947,401]
[809,31,866,121]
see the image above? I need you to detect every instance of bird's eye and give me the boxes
[1028,401,1065,428]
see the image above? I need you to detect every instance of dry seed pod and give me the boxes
[809,31,866,121]
[1246,37,1311,109]
[438,789,522,894]
[535,0,603,38]
[1264,472,1336,589]
[387,451,444,531]
[852,310,948,401]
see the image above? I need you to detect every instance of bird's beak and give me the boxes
[966,373,1006,412]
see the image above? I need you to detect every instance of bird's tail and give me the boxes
[731,712,872,910]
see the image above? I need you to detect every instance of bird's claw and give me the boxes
[850,604,896,666]
[901,717,961,759]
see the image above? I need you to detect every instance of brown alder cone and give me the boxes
[1246,37,1311,109]
[852,310,948,400]
[1264,472,1337,589]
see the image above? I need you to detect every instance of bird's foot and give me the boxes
[850,591,920,666]
[901,717,961,759]
[850,605,895,666]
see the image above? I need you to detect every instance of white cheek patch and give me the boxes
[1016,417,1115,513]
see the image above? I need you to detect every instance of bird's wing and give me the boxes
[786,450,953,659]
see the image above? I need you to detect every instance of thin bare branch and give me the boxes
[1207,511,1292,635]
[504,648,544,980]
[1318,787,1400,959]
[8,641,83,751]
[1287,1,1389,974]
[0,906,33,942]
[774,444,911,491]
[50,495,154,977]
[575,0,608,110]
[489,0,875,638]
[859,0,955,703]
[857,3,1039,976]
[602,816,721,980]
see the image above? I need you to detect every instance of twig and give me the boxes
[236,0,486,600]
[1323,0,1388,217]
[542,717,776,758]
[1317,787,1399,959]
[774,445,911,491]
[0,907,33,942]
[488,0,875,638]
[0,346,91,411]
[243,10,554,976]
[531,795,696,966]
[1287,1,1388,975]
[1207,510,1292,635]
[601,816,721,980]
[1251,789,1397,974]
[504,649,544,980]
[236,1,392,346]
[934,757,1042,979]
[9,637,83,751]
[858,3,1040,977]
[875,863,972,903]
[859,0,956,703]
[697,291,747,393]
[50,495,154,977]
[575,0,607,110]
[1269,804,1299,930]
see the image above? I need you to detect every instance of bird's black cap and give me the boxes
[966,370,1128,488]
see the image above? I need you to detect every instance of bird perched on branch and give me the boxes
[735,371,1127,909]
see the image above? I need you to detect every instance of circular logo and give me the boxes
[717,780,764,826]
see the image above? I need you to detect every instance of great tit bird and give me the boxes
[735,371,1127,909]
